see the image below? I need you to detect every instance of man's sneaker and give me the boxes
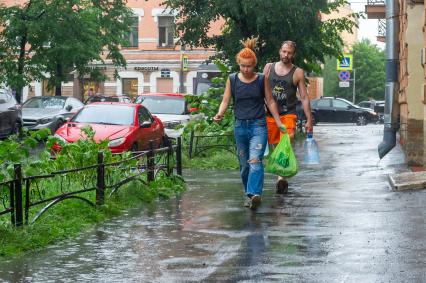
[244,198,251,207]
[250,195,261,210]
[276,179,288,194]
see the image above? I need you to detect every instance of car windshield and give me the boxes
[135,96,185,115]
[23,97,65,109]
[196,83,211,95]
[71,105,135,125]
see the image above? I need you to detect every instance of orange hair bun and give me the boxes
[236,37,258,65]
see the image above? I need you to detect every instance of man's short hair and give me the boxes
[281,40,297,51]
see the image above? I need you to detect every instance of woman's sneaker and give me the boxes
[276,179,288,194]
[250,195,261,210]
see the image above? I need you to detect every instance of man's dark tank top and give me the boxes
[233,75,265,120]
[267,63,298,115]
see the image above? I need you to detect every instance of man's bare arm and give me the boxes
[295,68,313,132]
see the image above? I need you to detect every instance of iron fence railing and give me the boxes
[0,138,182,227]
[188,130,236,159]
[378,19,386,37]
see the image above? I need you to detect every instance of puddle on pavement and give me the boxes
[1,125,422,282]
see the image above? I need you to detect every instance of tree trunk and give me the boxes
[16,31,28,104]
[55,63,62,96]
[55,85,61,96]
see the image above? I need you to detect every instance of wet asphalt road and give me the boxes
[1,124,425,282]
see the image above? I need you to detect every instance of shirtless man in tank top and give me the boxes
[263,40,314,194]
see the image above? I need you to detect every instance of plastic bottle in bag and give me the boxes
[303,132,320,164]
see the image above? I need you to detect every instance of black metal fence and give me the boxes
[0,138,182,227]
[188,130,236,158]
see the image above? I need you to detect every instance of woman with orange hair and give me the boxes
[214,38,285,209]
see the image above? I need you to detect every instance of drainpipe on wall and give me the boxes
[378,0,400,159]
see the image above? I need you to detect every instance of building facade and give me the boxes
[366,0,426,167]
[4,0,221,101]
[3,1,358,103]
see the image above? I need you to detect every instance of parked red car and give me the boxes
[53,103,165,153]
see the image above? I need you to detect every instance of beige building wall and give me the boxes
[398,3,424,167]
[406,6,424,120]
[322,5,358,50]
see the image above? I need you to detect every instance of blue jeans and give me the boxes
[234,118,268,196]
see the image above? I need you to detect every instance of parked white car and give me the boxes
[134,93,203,138]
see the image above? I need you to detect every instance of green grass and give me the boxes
[0,175,186,258]
[182,149,239,170]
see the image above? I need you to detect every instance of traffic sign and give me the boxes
[182,55,189,71]
[338,70,350,81]
[337,54,353,70]
[339,81,350,88]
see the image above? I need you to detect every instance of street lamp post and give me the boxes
[351,69,356,103]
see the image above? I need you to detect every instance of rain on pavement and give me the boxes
[2,124,426,282]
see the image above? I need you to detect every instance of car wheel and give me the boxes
[356,115,367,126]
[130,143,139,152]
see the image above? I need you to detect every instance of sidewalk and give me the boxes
[1,124,425,283]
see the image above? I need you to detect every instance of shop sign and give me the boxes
[135,66,159,72]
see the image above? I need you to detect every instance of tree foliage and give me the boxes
[0,0,133,101]
[162,0,357,72]
[323,39,385,103]
[0,1,46,102]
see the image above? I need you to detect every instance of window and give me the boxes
[161,69,171,78]
[138,107,152,124]
[316,99,331,108]
[42,80,55,96]
[158,16,174,47]
[333,99,350,109]
[83,81,100,98]
[137,96,185,115]
[122,78,138,97]
[124,17,139,48]
[72,105,135,126]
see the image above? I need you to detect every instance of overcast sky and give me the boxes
[348,0,386,48]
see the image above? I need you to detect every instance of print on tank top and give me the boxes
[271,79,289,111]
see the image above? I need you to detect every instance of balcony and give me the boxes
[377,19,386,42]
[365,0,385,19]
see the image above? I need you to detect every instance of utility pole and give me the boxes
[179,45,186,93]
[352,68,356,104]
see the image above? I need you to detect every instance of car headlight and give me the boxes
[108,137,125,147]
[39,117,53,124]
[53,133,68,144]
[163,121,182,129]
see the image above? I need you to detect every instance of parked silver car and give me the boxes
[22,96,84,133]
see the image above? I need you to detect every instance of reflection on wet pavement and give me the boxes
[2,124,425,282]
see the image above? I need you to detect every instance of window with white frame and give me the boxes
[124,17,139,48]
[158,16,174,47]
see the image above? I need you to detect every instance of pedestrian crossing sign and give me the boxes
[337,54,353,70]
